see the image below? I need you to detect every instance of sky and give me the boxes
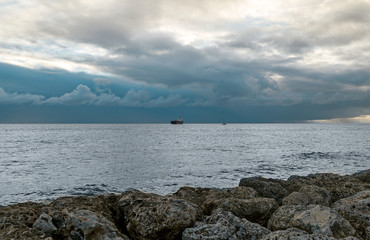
[0,0,369,123]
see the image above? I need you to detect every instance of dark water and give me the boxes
[0,123,369,205]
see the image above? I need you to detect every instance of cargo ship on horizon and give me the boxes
[170,117,184,124]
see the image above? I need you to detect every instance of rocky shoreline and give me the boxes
[1,170,369,240]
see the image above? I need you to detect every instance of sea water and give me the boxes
[0,123,369,205]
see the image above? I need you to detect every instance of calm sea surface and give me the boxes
[1,123,369,205]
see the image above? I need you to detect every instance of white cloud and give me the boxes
[42,85,96,105]
[38,84,187,107]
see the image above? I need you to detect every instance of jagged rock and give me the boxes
[172,186,212,207]
[268,204,356,238]
[352,169,370,183]
[286,173,370,204]
[0,202,44,239]
[239,176,289,204]
[182,208,270,240]
[118,190,202,240]
[282,185,331,206]
[32,213,57,234]
[45,194,120,223]
[205,187,259,201]
[203,197,278,226]
[260,227,360,240]
[333,190,370,240]
[32,209,130,240]
[65,210,129,240]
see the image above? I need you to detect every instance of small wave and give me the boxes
[282,151,367,161]
[40,140,54,144]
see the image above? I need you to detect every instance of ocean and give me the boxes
[0,123,369,205]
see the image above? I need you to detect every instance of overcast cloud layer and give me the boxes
[0,0,369,122]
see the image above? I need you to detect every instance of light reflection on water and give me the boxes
[0,123,369,205]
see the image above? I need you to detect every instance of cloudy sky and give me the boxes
[0,0,369,123]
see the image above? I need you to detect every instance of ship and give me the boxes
[170,117,184,124]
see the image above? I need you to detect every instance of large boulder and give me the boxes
[65,210,129,240]
[333,190,370,240]
[182,208,270,240]
[118,190,202,240]
[32,213,57,235]
[268,204,356,238]
[172,186,212,207]
[33,209,129,240]
[203,197,278,226]
[239,176,289,204]
[282,185,331,206]
[286,173,370,204]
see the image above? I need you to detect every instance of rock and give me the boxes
[173,186,258,211]
[32,209,130,240]
[205,187,259,201]
[282,185,331,206]
[286,173,370,204]
[333,190,370,240]
[0,202,44,240]
[203,197,279,226]
[239,176,289,204]
[118,190,202,240]
[46,194,120,223]
[182,208,270,240]
[352,169,370,183]
[32,213,57,234]
[172,186,212,207]
[65,210,129,240]
[260,227,337,240]
[268,204,356,238]
[260,227,360,240]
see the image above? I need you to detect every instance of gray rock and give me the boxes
[260,228,338,240]
[66,210,129,240]
[352,169,370,183]
[172,186,212,207]
[118,190,202,240]
[286,173,370,204]
[239,176,289,204]
[32,213,57,234]
[268,204,356,238]
[282,185,331,206]
[333,190,370,240]
[204,197,279,226]
[182,208,270,240]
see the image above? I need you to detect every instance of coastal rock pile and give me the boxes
[0,170,369,240]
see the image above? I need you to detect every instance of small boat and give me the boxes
[171,117,184,124]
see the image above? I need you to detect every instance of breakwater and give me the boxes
[1,170,369,239]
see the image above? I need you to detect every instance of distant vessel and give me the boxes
[171,117,184,124]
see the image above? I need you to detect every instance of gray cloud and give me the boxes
[0,88,44,104]
[40,85,187,107]
[1,0,370,121]
[0,85,187,108]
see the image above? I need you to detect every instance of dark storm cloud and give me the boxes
[1,0,370,122]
